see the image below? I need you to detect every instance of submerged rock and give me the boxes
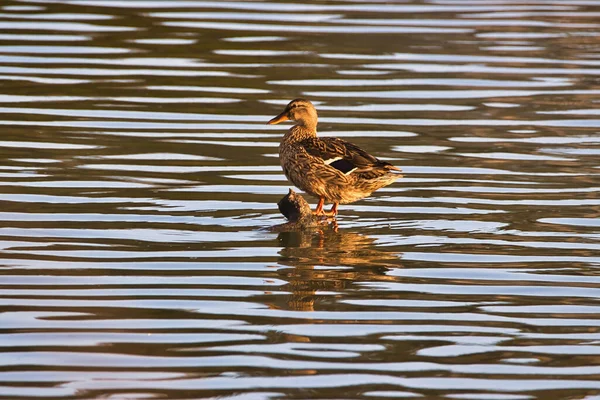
[278,188,317,224]
[268,188,322,232]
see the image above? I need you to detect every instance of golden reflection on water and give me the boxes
[277,228,400,312]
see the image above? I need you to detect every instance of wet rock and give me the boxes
[278,188,316,224]
[267,189,321,232]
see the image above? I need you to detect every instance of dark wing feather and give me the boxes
[328,158,355,174]
[299,137,394,175]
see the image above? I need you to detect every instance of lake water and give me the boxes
[1,1,600,399]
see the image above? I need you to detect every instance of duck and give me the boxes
[268,98,401,217]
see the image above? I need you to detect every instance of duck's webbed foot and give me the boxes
[313,200,338,219]
[329,202,339,217]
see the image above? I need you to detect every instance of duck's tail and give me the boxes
[387,164,403,177]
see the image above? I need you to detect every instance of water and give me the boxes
[1,0,600,399]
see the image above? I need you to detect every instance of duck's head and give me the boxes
[267,98,318,128]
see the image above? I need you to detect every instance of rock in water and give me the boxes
[265,188,333,232]
[277,188,318,227]
[278,188,309,221]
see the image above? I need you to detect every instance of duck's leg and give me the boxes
[313,197,325,215]
[329,202,339,217]
[315,202,338,218]
[320,202,338,218]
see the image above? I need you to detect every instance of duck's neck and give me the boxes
[283,123,317,143]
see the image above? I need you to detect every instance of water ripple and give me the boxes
[1,1,600,399]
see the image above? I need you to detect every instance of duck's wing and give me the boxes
[299,137,400,177]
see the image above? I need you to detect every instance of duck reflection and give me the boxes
[267,188,400,312]
[278,228,397,268]
[275,227,399,312]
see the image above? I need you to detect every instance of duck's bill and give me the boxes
[267,112,289,125]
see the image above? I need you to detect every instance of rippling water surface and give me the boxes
[2,0,600,399]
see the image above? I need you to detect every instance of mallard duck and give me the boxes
[268,98,402,217]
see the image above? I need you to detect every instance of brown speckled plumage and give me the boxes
[268,98,402,216]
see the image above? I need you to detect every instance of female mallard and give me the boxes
[268,98,401,217]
